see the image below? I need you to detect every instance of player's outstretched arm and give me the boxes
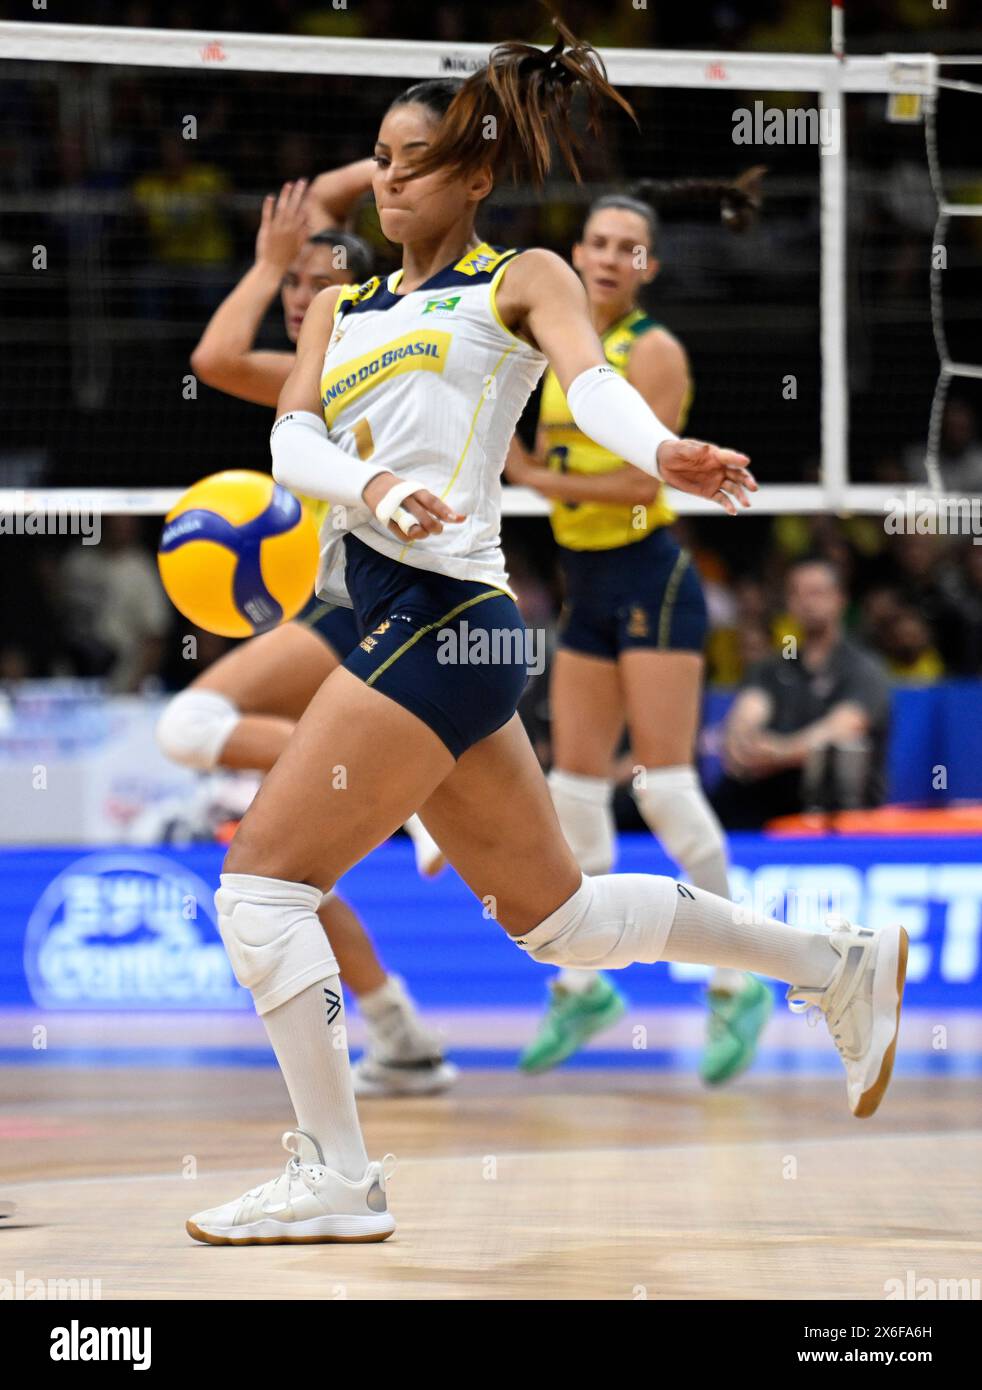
[191,181,310,407]
[307,159,376,230]
[501,248,757,515]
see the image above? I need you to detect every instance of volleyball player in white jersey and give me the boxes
[156,174,455,1098]
[186,24,907,1245]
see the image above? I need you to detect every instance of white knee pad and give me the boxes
[156,688,241,771]
[216,873,339,1015]
[514,872,678,970]
[548,769,616,875]
[633,765,730,898]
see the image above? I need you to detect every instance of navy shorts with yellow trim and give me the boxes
[295,594,361,659]
[340,535,529,759]
[557,527,708,660]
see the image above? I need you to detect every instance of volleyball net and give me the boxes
[0,21,979,517]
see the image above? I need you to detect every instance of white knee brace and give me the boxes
[216,873,339,1015]
[156,688,241,771]
[633,765,730,898]
[548,769,617,875]
[514,872,679,970]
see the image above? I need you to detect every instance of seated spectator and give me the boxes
[876,605,945,682]
[57,516,170,692]
[713,558,891,828]
[888,533,967,671]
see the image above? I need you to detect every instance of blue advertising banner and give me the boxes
[0,834,980,1009]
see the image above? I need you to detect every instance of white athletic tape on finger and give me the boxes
[375,478,427,535]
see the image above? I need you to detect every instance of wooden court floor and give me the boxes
[2,1012,981,1300]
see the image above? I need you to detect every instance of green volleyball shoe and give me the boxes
[518,973,627,1074]
[700,973,774,1085]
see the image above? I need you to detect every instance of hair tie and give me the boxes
[518,36,569,80]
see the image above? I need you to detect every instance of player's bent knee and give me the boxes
[215,873,339,1015]
[155,688,240,771]
[513,872,678,970]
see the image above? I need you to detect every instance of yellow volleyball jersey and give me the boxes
[539,308,691,551]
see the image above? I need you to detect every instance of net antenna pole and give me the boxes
[831,0,845,64]
[821,1,849,511]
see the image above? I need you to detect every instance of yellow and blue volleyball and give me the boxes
[158,470,319,638]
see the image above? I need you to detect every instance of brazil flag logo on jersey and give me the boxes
[422,295,461,316]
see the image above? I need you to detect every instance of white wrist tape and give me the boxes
[374,477,427,537]
[270,410,386,508]
[565,365,677,480]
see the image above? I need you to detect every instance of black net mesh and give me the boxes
[0,58,823,492]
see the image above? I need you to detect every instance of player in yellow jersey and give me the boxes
[506,177,773,1083]
[155,173,456,1098]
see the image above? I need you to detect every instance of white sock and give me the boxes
[663,884,838,987]
[556,968,598,994]
[516,875,839,988]
[403,813,443,872]
[709,968,747,995]
[634,765,750,994]
[261,975,369,1180]
[357,974,405,1020]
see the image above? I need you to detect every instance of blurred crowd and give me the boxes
[2,514,982,700]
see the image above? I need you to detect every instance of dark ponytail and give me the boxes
[584,167,766,248]
[390,17,636,187]
[631,165,767,235]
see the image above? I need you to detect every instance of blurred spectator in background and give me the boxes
[875,604,945,682]
[887,533,967,672]
[57,516,170,692]
[131,133,233,316]
[713,557,891,828]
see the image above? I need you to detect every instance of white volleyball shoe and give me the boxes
[186,1130,396,1245]
[787,918,909,1118]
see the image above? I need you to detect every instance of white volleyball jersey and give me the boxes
[314,242,546,607]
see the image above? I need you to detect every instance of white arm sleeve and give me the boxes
[565,365,678,481]
[270,411,387,507]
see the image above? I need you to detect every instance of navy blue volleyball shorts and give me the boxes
[295,594,361,660]
[557,527,708,660]
[339,534,530,759]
